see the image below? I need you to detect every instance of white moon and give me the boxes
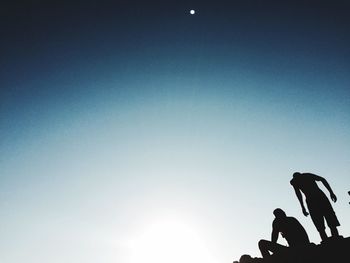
[190,10,195,15]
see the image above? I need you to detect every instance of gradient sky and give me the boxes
[1,1,350,262]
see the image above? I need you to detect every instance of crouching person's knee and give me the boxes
[258,239,271,258]
[258,239,268,249]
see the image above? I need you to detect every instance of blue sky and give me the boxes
[1,1,350,262]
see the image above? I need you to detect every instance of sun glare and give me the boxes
[129,218,216,263]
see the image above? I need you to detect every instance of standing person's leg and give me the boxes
[325,212,340,238]
[323,199,340,238]
[322,195,340,237]
[308,204,328,241]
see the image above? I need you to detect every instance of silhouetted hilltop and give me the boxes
[238,236,350,263]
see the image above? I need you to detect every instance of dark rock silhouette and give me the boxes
[236,237,350,263]
[258,208,309,258]
[290,172,340,241]
[238,254,263,263]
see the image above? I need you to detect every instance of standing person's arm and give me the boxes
[291,180,309,216]
[311,174,337,202]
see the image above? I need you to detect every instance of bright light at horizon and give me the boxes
[128,217,217,263]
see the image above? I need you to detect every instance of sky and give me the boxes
[1,1,350,262]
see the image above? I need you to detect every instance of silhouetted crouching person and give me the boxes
[290,172,340,241]
[259,208,310,258]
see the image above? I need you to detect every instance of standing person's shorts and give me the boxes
[306,192,340,231]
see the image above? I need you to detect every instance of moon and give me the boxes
[190,9,195,15]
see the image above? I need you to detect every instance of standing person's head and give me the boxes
[273,208,287,219]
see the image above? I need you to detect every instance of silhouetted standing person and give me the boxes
[290,172,340,241]
[259,208,310,258]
